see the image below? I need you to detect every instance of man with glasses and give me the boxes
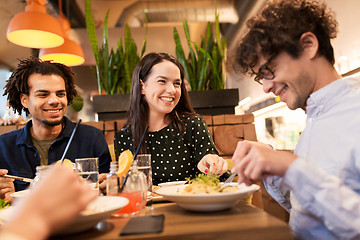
[251,56,275,85]
[231,0,360,239]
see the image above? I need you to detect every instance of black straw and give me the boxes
[120,125,148,192]
[133,125,149,161]
[60,119,82,164]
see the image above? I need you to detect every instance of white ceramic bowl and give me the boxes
[158,181,187,187]
[10,189,30,198]
[155,183,259,212]
[0,196,129,235]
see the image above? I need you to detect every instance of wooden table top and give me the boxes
[52,201,291,240]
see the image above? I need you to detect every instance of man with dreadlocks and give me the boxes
[0,57,111,202]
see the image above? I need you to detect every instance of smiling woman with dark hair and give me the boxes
[115,52,229,185]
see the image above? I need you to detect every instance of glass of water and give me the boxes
[135,154,153,207]
[75,157,99,189]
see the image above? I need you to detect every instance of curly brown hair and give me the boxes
[3,57,77,116]
[232,0,338,76]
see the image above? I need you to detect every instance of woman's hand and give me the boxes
[198,154,228,175]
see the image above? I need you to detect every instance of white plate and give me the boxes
[11,182,98,198]
[155,183,259,212]
[10,189,30,198]
[158,181,187,187]
[0,196,129,235]
[152,195,164,202]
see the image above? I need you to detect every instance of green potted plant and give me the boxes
[173,12,239,115]
[85,0,147,120]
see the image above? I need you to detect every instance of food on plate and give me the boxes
[0,199,8,209]
[182,174,238,194]
[117,150,133,177]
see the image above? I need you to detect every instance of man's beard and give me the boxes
[287,71,312,110]
[41,118,63,127]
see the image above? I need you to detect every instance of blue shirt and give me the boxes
[0,117,111,191]
[265,78,360,239]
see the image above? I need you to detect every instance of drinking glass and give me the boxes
[30,165,52,189]
[107,161,147,217]
[75,157,99,189]
[136,154,153,207]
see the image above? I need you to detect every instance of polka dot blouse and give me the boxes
[115,116,218,185]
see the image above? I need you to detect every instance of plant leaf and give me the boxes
[85,0,99,65]
[71,94,84,112]
[103,10,110,54]
[85,0,103,93]
[183,20,197,86]
[140,12,148,58]
[193,41,222,89]
[173,27,194,90]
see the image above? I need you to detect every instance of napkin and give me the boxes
[120,214,165,236]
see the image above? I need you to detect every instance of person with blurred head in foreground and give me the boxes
[115,52,228,186]
[0,164,97,240]
[0,57,111,202]
[231,0,360,239]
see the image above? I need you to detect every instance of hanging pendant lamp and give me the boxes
[7,0,64,49]
[39,12,85,66]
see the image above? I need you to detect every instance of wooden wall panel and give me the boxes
[104,120,126,131]
[17,124,25,130]
[213,125,244,155]
[244,124,257,141]
[223,114,243,124]
[104,131,115,145]
[82,121,103,131]
[0,125,17,135]
[201,115,212,126]
[243,114,255,124]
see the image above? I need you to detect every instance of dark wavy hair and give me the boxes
[232,0,338,75]
[124,52,196,153]
[3,57,77,116]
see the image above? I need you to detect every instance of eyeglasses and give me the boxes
[251,56,275,85]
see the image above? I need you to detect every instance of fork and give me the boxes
[218,172,238,191]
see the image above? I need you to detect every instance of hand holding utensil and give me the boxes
[1,174,33,183]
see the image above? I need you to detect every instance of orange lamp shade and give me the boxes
[7,0,64,49]
[39,38,85,67]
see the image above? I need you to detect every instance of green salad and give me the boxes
[0,199,9,209]
[187,173,220,186]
